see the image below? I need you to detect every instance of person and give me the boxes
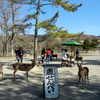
[41,48,45,64]
[15,47,18,61]
[61,49,70,65]
[50,49,53,61]
[46,48,52,64]
[76,49,79,57]
[18,46,24,63]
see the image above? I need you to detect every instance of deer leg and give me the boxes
[26,71,28,81]
[82,78,84,89]
[84,76,86,84]
[13,70,17,81]
[73,62,75,67]
[87,74,89,86]
[82,60,83,64]
[77,77,81,87]
[1,71,3,80]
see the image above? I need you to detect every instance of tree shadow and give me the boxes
[0,65,100,100]
[0,55,100,99]
[83,59,100,65]
[0,73,44,99]
[58,69,100,100]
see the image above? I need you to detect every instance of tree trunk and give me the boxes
[6,42,8,55]
[34,0,41,63]
[3,44,5,55]
[11,3,14,57]
[0,41,2,55]
[94,48,95,52]
[11,39,14,56]
[86,49,88,53]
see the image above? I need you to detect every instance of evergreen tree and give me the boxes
[83,39,91,53]
[91,39,99,52]
[9,0,82,62]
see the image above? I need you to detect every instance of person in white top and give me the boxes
[62,49,70,63]
[62,49,68,60]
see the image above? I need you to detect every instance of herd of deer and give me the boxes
[0,56,89,89]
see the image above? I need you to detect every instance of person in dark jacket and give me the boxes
[41,48,45,64]
[18,46,24,63]
[76,49,79,57]
[50,49,53,61]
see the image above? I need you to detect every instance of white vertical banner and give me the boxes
[44,67,58,99]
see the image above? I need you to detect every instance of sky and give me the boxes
[25,0,100,36]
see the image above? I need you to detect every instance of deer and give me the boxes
[0,64,3,80]
[13,59,36,81]
[76,56,83,64]
[69,56,75,67]
[77,64,89,89]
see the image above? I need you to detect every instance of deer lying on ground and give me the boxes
[0,64,3,80]
[13,59,36,81]
[76,57,83,64]
[77,64,89,89]
[69,56,75,66]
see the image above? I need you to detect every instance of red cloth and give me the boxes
[46,50,52,57]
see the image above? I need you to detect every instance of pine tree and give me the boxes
[9,0,82,62]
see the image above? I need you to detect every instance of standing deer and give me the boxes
[76,57,83,64]
[13,59,36,81]
[0,64,3,80]
[77,64,89,89]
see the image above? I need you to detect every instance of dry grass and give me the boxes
[53,51,100,58]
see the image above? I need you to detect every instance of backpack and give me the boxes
[48,53,51,56]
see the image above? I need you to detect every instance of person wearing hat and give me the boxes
[18,46,24,63]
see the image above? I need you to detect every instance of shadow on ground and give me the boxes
[0,67,100,100]
[0,54,100,100]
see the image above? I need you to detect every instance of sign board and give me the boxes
[44,67,58,99]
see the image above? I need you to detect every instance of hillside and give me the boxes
[13,34,100,46]
[13,34,100,50]
[19,34,100,42]
[0,34,100,54]
[76,34,100,42]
